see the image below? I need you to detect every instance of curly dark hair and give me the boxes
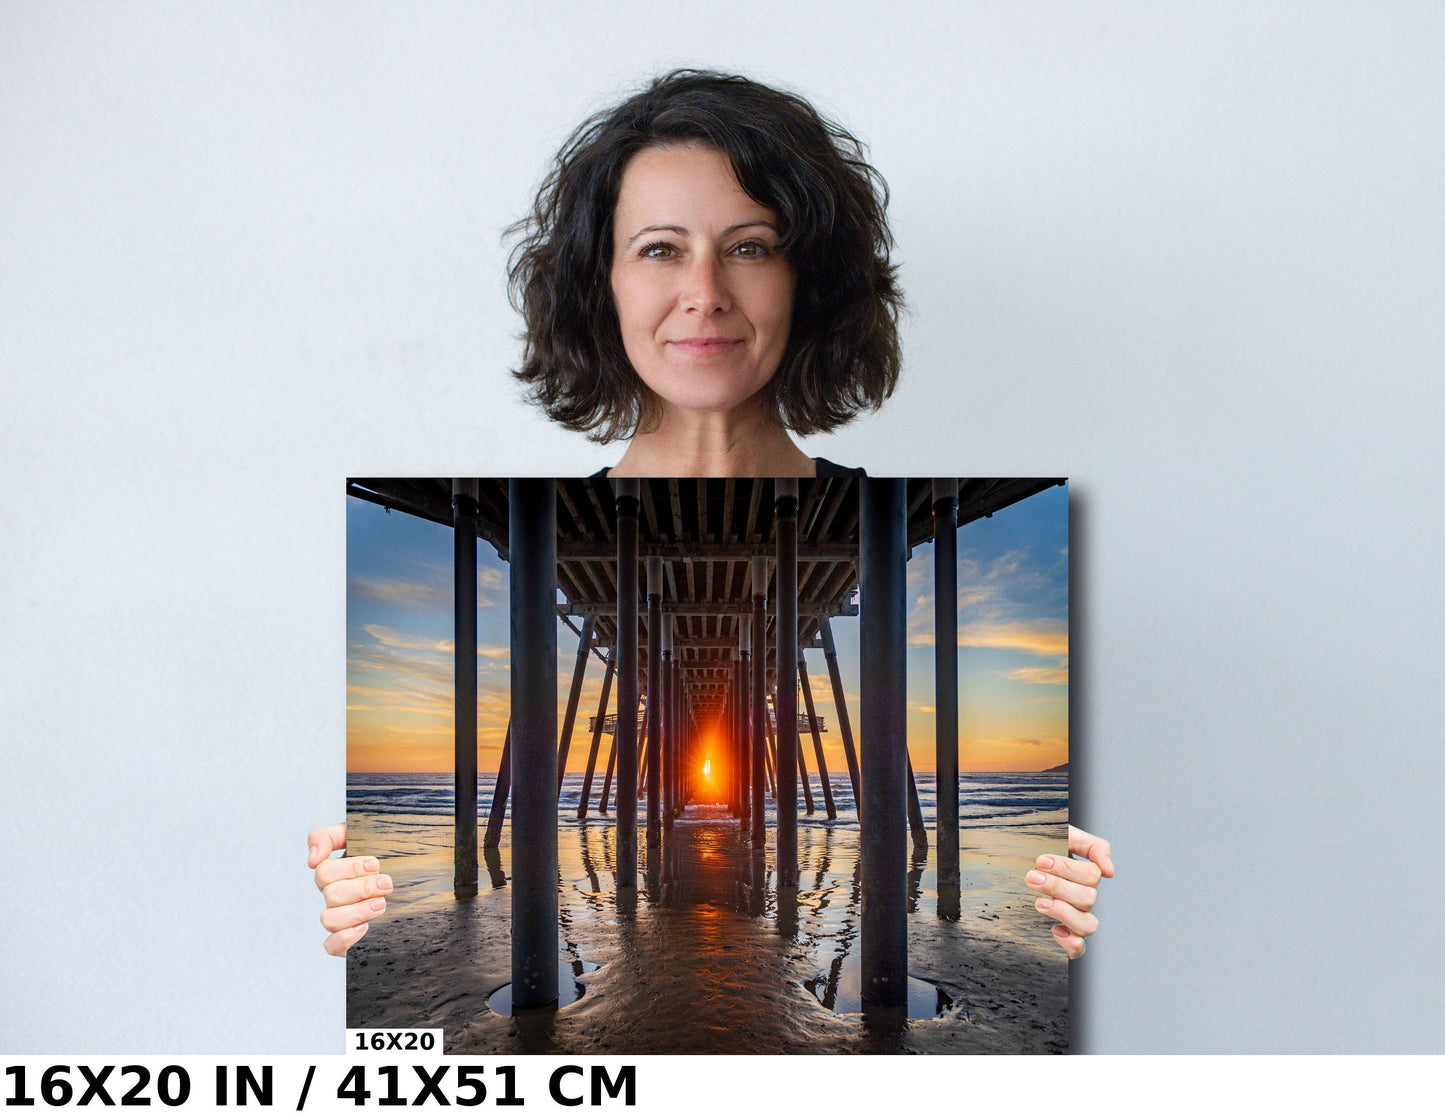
[507,69,903,443]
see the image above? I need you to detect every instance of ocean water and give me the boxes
[346,769,1067,837]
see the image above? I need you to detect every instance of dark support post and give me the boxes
[615,479,640,889]
[599,731,616,814]
[799,651,837,820]
[795,708,816,814]
[750,555,768,848]
[452,479,479,898]
[662,616,674,830]
[483,723,511,849]
[509,477,557,1009]
[764,690,778,795]
[556,617,594,795]
[725,671,737,816]
[731,672,741,816]
[739,620,752,830]
[820,617,862,808]
[729,652,742,825]
[860,477,908,1009]
[680,688,689,809]
[672,653,681,814]
[646,557,662,848]
[637,710,649,794]
[934,480,960,888]
[775,478,799,887]
[578,651,614,819]
[907,760,928,850]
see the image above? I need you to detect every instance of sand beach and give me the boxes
[346,771,1068,1054]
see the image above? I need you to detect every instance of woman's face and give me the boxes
[609,144,795,420]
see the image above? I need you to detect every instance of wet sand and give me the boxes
[346,794,1068,1054]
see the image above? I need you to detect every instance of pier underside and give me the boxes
[344,476,1066,1043]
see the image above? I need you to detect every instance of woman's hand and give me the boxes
[1026,825,1114,959]
[308,824,392,957]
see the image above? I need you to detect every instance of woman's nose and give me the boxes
[680,255,731,314]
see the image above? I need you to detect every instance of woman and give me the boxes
[313,69,1112,958]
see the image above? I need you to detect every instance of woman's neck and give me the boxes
[608,400,815,477]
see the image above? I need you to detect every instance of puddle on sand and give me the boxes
[803,955,960,1019]
[486,959,601,1016]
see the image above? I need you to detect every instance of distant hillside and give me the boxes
[1043,762,1069,773]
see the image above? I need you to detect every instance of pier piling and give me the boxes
[578,651,614,819]
[483,723,511,850]
[615,479,640,889]
[739,619,752,829]
[556,617,594,795]
[820,618,862,808]
[508,477,558,1010]
[933,480,961,889]
[794,696,816,815]
[775,479,799,887]
[799,651,837,819]
[662,616,674,829]
[860,477,908,1009]
[452,479,479,898]
[646,557,663,848]
[749,555,768,849]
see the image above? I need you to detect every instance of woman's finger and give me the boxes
[315,854,381,891]
[1034,895,1098,938]
[324,921,369,957]
[1025,867,1097,911]
[1067,825,1114,877]
[308,824,347,870]
[1034,853,1102,889]
[320,895,387,934]
[323,872,393,908]
[1051,924,1086,960]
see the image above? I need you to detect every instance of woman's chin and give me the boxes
[648,380,773,423]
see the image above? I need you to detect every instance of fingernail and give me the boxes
[1026,870,1047,886]
[377,875,393,891]
[309,845,318,863]
[354,922,369,937]
[1038,855,1055,870]
[1037,896,1054,910]
[369,897,386,912]
[363,858,379,873]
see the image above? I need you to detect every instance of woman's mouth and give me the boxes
[668,337,744,356]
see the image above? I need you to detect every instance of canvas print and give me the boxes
[344,476,1069,1053]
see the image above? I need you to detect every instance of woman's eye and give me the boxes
[731,241,770,258]
[639,242,676,259]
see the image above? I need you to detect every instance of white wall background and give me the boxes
[3,3,1442,1054]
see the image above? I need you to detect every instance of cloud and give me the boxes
[363,624,453,652]
[963,735,1069,751]
[960,620,1068,657]
[907,546,1058,645]
[360,625,508,660]
[348,576,451,608]
[1002,666,1070,685]
[348,641,453,689]
[347,565,505,609]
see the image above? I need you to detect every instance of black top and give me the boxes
[588,457,865,479]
